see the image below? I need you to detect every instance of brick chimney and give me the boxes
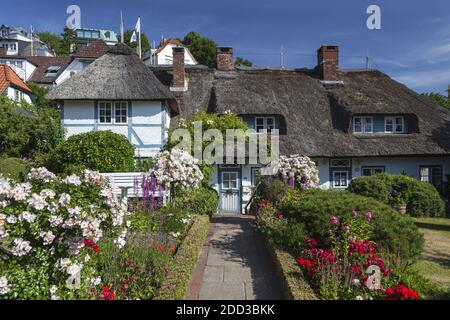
[171,46,186,91]
[0,47,7,55]
[317,45,339,81]
[217,47,234,71]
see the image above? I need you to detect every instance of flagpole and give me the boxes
[138,17,142,59]
[120,11,124,44]
[30,25,34,56]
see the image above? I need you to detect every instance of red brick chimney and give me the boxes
[317,45,339,81]
[171,46,186,90]
[217,47,234,71]
[0,47,7,55]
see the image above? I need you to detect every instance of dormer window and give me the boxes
[353,116,373,133]
[255,116,276,132]
[385,116,404,133]
[44,66,61,77]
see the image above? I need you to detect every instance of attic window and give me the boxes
[44,66,61,77]
[385,116,404,133]
[353,116,373,133]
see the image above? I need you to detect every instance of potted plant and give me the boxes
[392,194,407,214]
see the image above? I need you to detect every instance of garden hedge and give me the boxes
[348,174,445,217]
[175,187,218,217]
[154,215,210,300]
[264,237,318,300]
[53,130,135,173]
[0,157,30,181]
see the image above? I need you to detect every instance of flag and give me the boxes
[130,17,140,43]
[120,11,124,43]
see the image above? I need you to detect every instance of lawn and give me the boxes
[413,217,450,289]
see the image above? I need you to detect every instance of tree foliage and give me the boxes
[36,31,61,54]
[421,92,449,109]
[59,27,79,55]
[119,30,150,57]
[183,31,218,67]
[27,82,51,109]
[235,57,253,67]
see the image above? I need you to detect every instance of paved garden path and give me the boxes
[187,215,285,300]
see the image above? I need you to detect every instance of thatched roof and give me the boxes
[46,44,176,108]
[150,65,450,157]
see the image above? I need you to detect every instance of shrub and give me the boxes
[0,168,133,300]
[348,174,445,217]
[0,158,30,181]
[54,131,135,173]
[278,189,424,261]
[175,187,218,216]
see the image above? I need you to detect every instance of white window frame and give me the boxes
[221,172,239,190]
[362,166,385,176]
[98,101,128,124]
[333,171,348,188]
[255,116,276,133]
[353,116,373,133]
[114,101,128,124]
[99,102,113,124]
[385,116,404,133]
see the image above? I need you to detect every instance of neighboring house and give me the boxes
[144,38,197,66]
[46,43,178,158]
[74,28,118,49]
[0,49,37,81]
[149,46,450,213]
[0,64,33,103]
[56,40,110,85]
[0,24,54,57]
[26,56,72,87]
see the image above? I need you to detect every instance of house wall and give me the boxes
[56,59,93,86]
[62,100,169,157]
[6,86,32,104]
[0,58,36,81]
[145,44,197,66]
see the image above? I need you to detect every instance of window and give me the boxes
[333,171,348,188]
[330,159,351,167]
[99,102,112,123]
[255,117,276,132]
[251,167,261,186]
[44,66,61,78]
[14,90,20,102]
[222,172,238,190]
[353,117,373,133]
[385,116,404,133]
[420,166,443,192]
[114,102,127,124]
[362,166,385,176]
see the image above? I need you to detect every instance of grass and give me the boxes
[413,217,450,289]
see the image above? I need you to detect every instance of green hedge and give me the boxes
[175,187,218,217]
[52,130,135,173]
[264,237,318,300]
[279,189,424,261]
[154,215,210,300]
[348,174,445,217]
[0,157,30,181]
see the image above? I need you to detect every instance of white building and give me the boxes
[0,64,33,103]
[0,25,54,57]
[144,38,197,66]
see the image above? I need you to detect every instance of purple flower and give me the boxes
[352,209,358,218]
[330,216,339,225]
[343,225,351,233]
[365,211,373,221]
[348,236,356,244]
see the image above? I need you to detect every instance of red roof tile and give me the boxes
[73,40,110,58]
[0,64,32,93]
[154,38,184,56]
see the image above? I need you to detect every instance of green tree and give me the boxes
[36,31,61,54]
[27,82,51,109]
[59,27,78,55]
[421,92,450,109]
[183,31,218,67]
[119,30,150,57]
[235,57,253,67]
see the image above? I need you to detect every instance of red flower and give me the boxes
[99,285,116,300]
[275,211,283,218]
[93,244,100,253]
[305,237,318,248]
[169,243,177,253]
[84,239,94,247]
[385,285,418,300]
[350,265,362,274]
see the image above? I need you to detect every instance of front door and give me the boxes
[219,168,241,214]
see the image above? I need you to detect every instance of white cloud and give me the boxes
[393,69,450,92]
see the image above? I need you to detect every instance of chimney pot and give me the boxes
[171,46,186,90]
[317,45,339,81]
[216,47,234,71]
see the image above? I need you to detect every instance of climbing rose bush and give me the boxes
[0,168,133,300]
[276,154,319,189]
[152,148,203,189]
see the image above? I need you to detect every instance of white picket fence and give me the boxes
[100,172,167,200]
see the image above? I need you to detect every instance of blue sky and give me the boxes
[1,0,449,93]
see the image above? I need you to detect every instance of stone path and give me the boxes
[187,215,285,300]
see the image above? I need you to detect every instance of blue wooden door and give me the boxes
[218,168,241,214]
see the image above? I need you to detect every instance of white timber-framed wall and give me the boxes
[61,99,170,157]
[56,58,93,86]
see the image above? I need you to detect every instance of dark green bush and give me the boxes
[348,174,445,217]
[277,189,424,261]
[0,157,30,181]
[175,187,218,216]
[53,131,135,173]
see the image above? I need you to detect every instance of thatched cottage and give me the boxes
[47,43,450,214]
